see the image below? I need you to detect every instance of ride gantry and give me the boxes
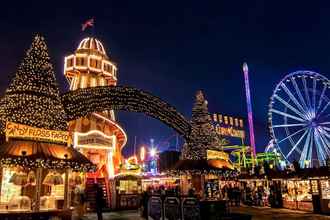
[222,145,281,169]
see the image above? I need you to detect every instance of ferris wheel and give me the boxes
[269,71,330,167]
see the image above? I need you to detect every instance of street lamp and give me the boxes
[150,147,157,158]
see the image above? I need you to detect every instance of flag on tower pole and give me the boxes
[81,18,94,31]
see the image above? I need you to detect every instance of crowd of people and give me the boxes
[72,181,280,220]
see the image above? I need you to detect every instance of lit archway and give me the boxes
[62,86,192,139]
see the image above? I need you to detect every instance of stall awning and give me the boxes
[0,139,96,172]
[172,159,237,177]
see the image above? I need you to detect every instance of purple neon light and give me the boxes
[243,62,256,156]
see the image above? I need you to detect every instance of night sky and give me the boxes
[1,1,330,156]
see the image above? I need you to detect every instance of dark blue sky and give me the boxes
[1,1,330,156]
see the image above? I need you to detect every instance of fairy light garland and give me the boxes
[168,169,239,179]
[0,157,95,172]
[62,86,192,138]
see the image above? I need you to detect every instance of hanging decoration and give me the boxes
[27,170,36,186]
[9,171,28,186]
[69,172,83,186]
[43,171,64,186]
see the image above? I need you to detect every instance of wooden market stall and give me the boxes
[174,151,236,200]
[114,174,142,210]
[0,126,95,219]
[279,167,330,214]
[141,174,180,192]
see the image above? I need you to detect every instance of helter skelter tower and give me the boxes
[64,37,127,204]
[243,63,257,161]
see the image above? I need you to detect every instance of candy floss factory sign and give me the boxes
[5,121,69,144]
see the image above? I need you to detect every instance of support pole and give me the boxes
[34,168,42,211]
[0,168,2,202]
[64,169,71,209]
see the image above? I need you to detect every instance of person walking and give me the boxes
[141,188,151,219]
[95,183,104,220]
[74,185,86,220]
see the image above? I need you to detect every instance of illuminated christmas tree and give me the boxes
[182,90,224,160]
[0,35,67,134]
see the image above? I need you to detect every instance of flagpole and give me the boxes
[92,18,95,36]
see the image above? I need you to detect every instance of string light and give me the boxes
[62,86,192,138]
[0,157,95,172]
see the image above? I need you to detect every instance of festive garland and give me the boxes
[168,169,239,179]
[62,86,192,138]
[0,157,96,172]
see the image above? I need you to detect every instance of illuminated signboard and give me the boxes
[207,150,229,161]
[74,130,114,150]
[212,113,245,139]
[5,121,69,144]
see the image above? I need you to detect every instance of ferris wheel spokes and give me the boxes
[316,84,327,114]
[281,83,308,115]
[274,94,307,120]
[286,128,309,158]
[314,130,327,164]
[299,128,312,165]
[291,77,309,112]
[277,127,307,144]
[271,108,306,122]
[320,127,330,139]
[317,131,330,156]
[313,77,317,112]
[318,101,330,118]
[321,126,330,132]
[272,123,307,128]
[302,76,312,111]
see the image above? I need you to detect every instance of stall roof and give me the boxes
[239,167,330,180]
[171,159,237,177]
[0,139,95,172]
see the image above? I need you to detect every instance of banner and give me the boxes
[5,121,69,144]
[206,150,229,161]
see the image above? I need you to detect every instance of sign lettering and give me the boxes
[5,122,68,144]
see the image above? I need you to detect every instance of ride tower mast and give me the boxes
[242,62,257,164]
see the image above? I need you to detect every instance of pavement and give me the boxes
[231,206,330,220]
[76,210,143,220]
[79,206,330,220]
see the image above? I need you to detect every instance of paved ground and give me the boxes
[80,206,330,220]
[77,210,143,220]
[231,206,330,220]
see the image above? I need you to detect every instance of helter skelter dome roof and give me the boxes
[76,37,107,56]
